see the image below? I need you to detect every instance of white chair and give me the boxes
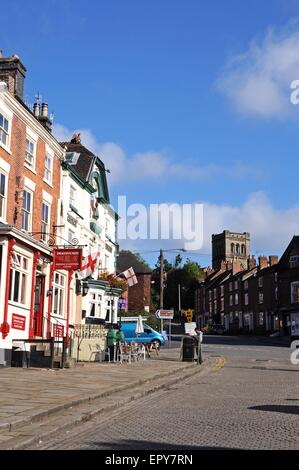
[118,342,131,364]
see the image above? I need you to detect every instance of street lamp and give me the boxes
[118,295,126,327]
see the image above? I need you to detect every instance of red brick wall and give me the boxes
[127,273,151,313]
[0,112,61,234]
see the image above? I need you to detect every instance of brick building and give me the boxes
[195,231,299,340]
[0,52,64,366]
[116,250,152,313]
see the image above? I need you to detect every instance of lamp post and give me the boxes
[159,248,186,333]
[118,295,126,327]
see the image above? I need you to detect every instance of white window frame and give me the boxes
[0,169,7,222]
[244,280,249,290]
[290,255,299,269]
[9,252,29,306]
[44,152,53,185]
[25,136,36,170]
[0,110,10,150]
[234,280,238,290]
[258,277,263,288]
[229,294,233,306]
[52,272,66,317]
[259,292,264,304]
[41,201,50,242]
[244,292,249,306]
[22,188,33,232]
[69,185,77,208]
[291,281,299,304]
[235,293,239,305]
[88,291,103,318]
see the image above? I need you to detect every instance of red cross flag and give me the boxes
[122,267,138,287]
[77,251,101,280]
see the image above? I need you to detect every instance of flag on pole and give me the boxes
[122,267,138,287]
[77,251,101,279]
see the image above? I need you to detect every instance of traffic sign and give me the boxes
[155,309,174,320]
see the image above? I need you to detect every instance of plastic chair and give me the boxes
[118,342,131,364]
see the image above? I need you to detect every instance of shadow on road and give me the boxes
[86,439,235,450]
[249,404,299,415]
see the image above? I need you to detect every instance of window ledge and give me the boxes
[43,178,53,188]
[24,164,37,175]
[8,301,30,310]
[0,141,12,155]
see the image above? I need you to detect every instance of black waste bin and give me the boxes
[182,336,195,362]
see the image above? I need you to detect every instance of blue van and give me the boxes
[120,322,166,347]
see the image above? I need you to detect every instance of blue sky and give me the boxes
[2,0,299,266]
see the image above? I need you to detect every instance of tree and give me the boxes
[151,256,204,311]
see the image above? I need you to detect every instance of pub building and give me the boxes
[0,52,64,366]
[57,136,120,339]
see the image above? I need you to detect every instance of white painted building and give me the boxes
[57,137,120,332]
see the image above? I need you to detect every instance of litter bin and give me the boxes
[182,336,195,362]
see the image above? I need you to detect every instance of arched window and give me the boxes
[241,244,245,255]
[236,244,240,254]
[231,243,235,254]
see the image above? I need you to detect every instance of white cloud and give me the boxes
[53,123,263,185]
[216,21,299,117]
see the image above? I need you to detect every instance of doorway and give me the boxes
[33,274,45,337]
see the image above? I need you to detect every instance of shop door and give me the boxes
[33,274,45,337]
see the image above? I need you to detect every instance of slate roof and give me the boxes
[60,142,96,182]
[116,250,152,275]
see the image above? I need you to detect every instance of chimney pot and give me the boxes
[41,102,48,117]
[33,102,40,117]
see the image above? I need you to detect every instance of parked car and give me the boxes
[121,322,166,347]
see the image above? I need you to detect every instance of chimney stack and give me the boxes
[248,255,257,270]
[36,102,52,133]
[269,255,279,267]
[258,256,268,270]
[0,51,26,101]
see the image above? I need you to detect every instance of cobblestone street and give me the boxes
[30,338,299,450]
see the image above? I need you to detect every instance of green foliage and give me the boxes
[151,255,204,311]
[134,252,151,271]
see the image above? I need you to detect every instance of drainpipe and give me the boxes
[0,238,16,339]
[47,262,54,339]
[66,270,74,346]
[29,251,40,339]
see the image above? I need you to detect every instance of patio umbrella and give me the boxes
[135,315,144,335]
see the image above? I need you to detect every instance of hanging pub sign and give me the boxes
[53,248,82,271]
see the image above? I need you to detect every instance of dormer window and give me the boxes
[65,152,80,165]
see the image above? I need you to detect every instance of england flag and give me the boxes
[122,267,138,287]
[77,251,101,279]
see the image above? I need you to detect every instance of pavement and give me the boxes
[0,348,213,449]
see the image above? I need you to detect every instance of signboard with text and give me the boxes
[53,248,82,271]
[11,314,26,331]
[155,309,174,320]
[53,324,64,338]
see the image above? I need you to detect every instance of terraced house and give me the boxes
[195,231,299,340]
[0,52,64,366]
